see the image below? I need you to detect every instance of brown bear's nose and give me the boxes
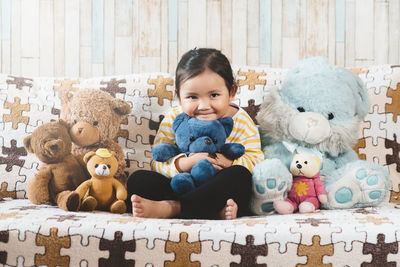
[50,144,58,151]
[78,128,83,134]
[205,139,211,145]
[103,165,107,170]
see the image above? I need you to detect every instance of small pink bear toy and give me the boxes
[274,151,327,214]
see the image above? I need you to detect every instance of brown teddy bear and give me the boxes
[75,148,127,213]
[58,88,131,185]
[23,119,87,211]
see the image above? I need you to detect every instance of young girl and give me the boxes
[126,48,264,219]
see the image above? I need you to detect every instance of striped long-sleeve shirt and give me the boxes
[151,106,264,178]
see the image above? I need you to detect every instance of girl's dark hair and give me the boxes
[175,48,236,97]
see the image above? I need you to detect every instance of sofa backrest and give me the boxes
[0,65,399,202]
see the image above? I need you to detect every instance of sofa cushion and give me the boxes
[0,65,399,201]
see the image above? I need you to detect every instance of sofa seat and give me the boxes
[1,198,400,266]
[1,64,400,266]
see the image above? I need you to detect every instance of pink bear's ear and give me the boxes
[110,98,131,116]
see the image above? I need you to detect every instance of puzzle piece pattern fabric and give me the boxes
[0,199,399,266]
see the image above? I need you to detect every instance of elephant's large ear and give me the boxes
[218,117,234,137]
[172,113,190,132]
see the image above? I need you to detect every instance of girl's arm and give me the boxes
[227,109,264,172]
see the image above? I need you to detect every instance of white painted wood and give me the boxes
[283,0,299,38]
[328,0,336,63]
[221,0,232,62]
[2,40,11,73]
[271,0,282,66]
[299,0,306,60]
[139,56,161,73]
[139,0,161,57]
[178,0,188,59]
[188,0,206,49]
[131,0,139,72]
[65,0,80,77]
[161,0,168,72]
[345,0,356,66]
[21,0,39,58]
[92,63,104,77]
[115,36,132,74]
[305,0,328,57]
[21,58,39,77]
[355,0,374,60]
[80,0,91,77]
[374,0,389,64]
[247,0,258,64]
[282,37,299,68]
[115,0,132,74]
[232,0,247,65]
[206,0,221,50]
[39,0,54,76]
[335,42,345,67]
[104,0,115,75]
[168,41,178,74]
[388,0,400,64]
[53,0,65,77]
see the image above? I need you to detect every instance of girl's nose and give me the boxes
[198,99,210,109]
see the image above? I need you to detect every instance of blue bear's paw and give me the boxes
[191,159,217,186]
[250,159,292,215]
[326,165,390,209]
[171,173,196,194]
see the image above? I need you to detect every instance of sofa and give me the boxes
[0,64,400,267]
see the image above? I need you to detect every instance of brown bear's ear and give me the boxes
[111,98,131,116]
[57,119,70,129]
[23,135,34,154]
[83,151,96,164]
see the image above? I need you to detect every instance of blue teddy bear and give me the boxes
[152,113,245,194]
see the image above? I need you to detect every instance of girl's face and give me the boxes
[178,69,236,121]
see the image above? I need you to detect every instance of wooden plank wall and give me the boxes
[0,0,399,77]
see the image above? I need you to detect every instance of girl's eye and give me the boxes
[187,95,197,100]
[297,107,305,112]
[93,121,99,126]
[190,136,195,142]
[211,93,219,98]
[328,113,334,120]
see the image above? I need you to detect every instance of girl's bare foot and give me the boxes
[131,195,180,218]
[219,199,238,220]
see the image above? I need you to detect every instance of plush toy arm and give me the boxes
[27,165,53,204]
[220,143,245,160]
[75,180,92,199]
[113,179,128,201]
[152,144,180,162]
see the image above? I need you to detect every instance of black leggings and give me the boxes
[126,165,253,219]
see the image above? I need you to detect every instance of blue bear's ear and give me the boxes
[219,117,234,136]
[335,68,370,119]
[173,113,190,132]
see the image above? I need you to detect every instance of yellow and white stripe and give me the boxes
[151,106,264,178]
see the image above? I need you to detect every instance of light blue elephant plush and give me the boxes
[251,57,391,215]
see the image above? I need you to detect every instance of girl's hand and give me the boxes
[212,153,233,170]
[175,153,218,173]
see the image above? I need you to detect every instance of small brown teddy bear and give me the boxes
[23,119,87,211]
[75,148,127,213]
[58,88,131,185]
